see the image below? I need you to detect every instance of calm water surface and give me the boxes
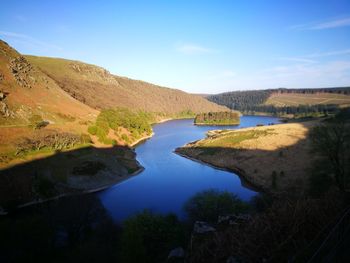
[98,115,280,222]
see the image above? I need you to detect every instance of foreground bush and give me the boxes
[184,189,249,224]
[120,211,186,263]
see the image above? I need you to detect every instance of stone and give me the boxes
[193,221,216,234]
[0,101,14,118]
[168,247,185,259]
[218,214,252,225]
[8,56,34,88]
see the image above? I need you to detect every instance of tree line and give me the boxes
[207,88,350,116]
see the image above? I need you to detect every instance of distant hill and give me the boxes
[207,88,350,117]
[26,56,228,115]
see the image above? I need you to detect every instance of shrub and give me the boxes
[119,211,186,263]
[80,133,92,144]
[89,108,153,145]
[87,125,97,135]
[184,189,249,224]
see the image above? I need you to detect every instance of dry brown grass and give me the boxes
[265,92,350,107]
[26,55,228,114]
[177,121,319,193]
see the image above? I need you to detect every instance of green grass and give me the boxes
[88,108,153,145]
[197,129,273,148]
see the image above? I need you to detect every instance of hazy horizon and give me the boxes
[1,0,350,93]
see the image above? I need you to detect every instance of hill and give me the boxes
[176,121,316,193]
[26,55,228,115]
[0,41,97,127]
[207,88,350,117]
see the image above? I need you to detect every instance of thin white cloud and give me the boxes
[198,60,350,92]
[0,30,62,51]
[176,43,216,54]
[306,49,350,58]
[277,57,316,64]
[277,49,350,65]
[290,17,350,30]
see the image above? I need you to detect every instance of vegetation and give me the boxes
[0,195,120,263]
[15,132,86,156]
[183,189,249,224]
[196,129,273,148]
[26,55,227,115]
[207,88,350,117]
[120,210,186,263]
[309,109,350,194]
[194,111,240,125]
[88,108,153,145]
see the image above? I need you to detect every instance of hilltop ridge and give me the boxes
[26,55,228,114]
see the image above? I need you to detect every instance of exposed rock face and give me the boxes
[0,101,13,118]
[8,56,35,88]
[69,62,119,84]
[0,90,14,118]
[193,221,216,234]
[218,214,252,226]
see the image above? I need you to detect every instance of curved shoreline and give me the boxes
[174,150,268,194]
[0,117,189,215]
[0,163,145,215]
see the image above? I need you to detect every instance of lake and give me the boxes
[98,115,281,222]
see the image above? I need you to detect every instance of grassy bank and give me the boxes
[175,121,317,193]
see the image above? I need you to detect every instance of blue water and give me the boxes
[98,115,280,222]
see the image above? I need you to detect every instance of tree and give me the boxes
[310,117,350,191]
[183,189,249,224]
[119,211,186,263]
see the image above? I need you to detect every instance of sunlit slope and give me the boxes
[0,40,97,126]
[26,55,228,114]
[265,92,350,107]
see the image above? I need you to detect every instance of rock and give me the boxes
[8,56,34,88]
[168,247,185,259]
[218,214,252,225]
[0,101,14,118]
[193,221,216,234]
[0,91,6,100]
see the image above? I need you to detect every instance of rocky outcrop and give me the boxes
[69,62,119,85]
[0,90,14,118]
[193,221,216,234]
[8,56,35,88]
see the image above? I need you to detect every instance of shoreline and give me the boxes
[130,132,155,147]
[1,163,145,215]
[0,117,187,214]
[194,122,240,126]
[174,150,267,194]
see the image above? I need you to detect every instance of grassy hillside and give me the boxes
[207,88,350,117]
[26,55,228,115]
[0,41,98,126]
[176,121,316,193]
[265,92,350,107]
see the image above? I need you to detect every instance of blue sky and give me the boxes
[1,0,350,93]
